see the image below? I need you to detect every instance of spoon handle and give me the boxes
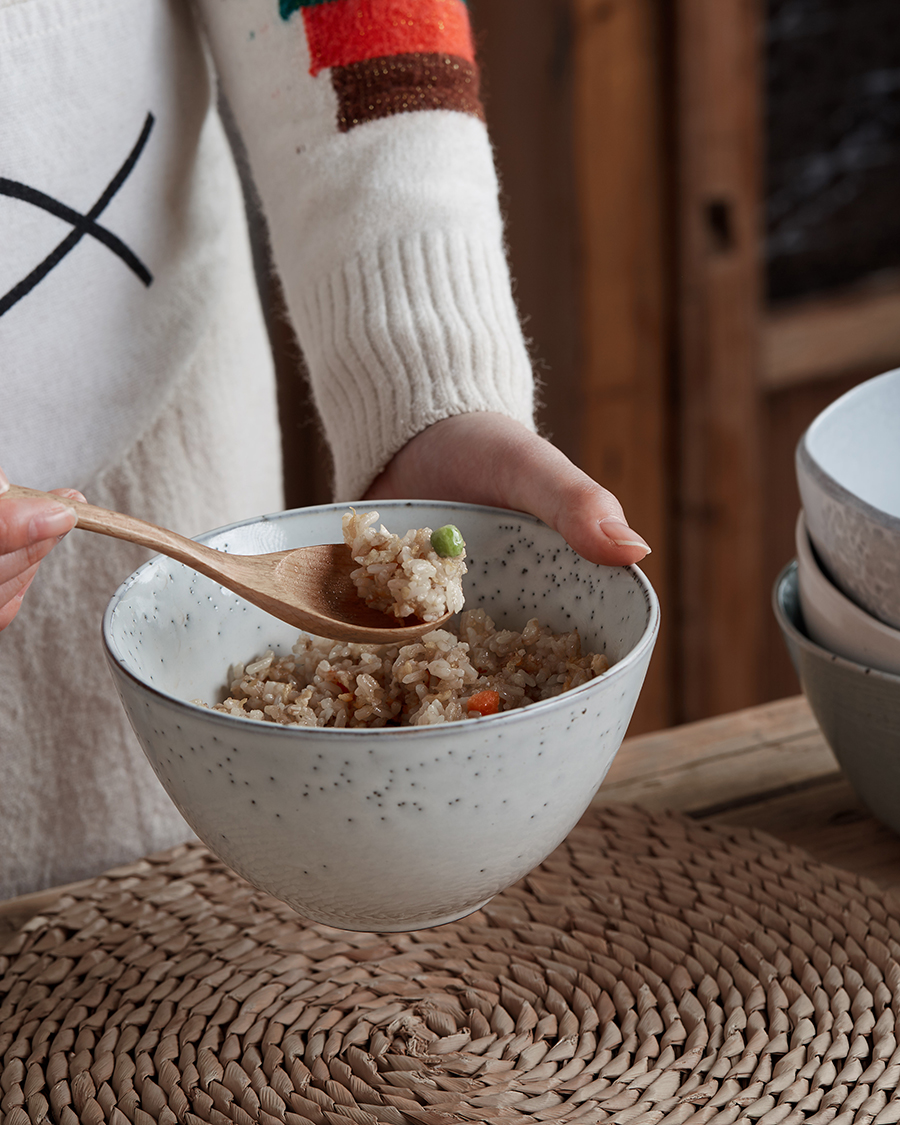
[5,485,449,642]
[5,484,233,577]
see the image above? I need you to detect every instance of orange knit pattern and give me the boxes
[302,0,474,76]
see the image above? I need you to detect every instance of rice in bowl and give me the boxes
[208,511,610,728]
[103,499,659,929]
[343,509,466,622]
[212,608,610,728]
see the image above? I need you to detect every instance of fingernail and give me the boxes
[0,468,8,494]
[599,517,651,554]
[32,504,76,540]
[12,576,33,604]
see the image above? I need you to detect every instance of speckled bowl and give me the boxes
[103,501,659,931]
[796,367,900,629]
[774,561,900,835]
[796,510,900,675]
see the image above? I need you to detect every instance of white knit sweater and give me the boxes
[0,0,534,897]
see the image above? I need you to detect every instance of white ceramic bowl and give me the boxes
[796,367,900,629]
[774,562,900,835]
[103,501,659,932]
[795,510,900,675]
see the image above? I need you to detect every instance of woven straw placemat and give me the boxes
[2,804,899,1125]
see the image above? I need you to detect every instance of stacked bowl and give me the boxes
[774,368,900,830]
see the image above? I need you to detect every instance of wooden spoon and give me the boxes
[6,485,451,643]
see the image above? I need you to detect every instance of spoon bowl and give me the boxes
[4,485,449,643]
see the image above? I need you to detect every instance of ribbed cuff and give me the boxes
[290,226,535,500]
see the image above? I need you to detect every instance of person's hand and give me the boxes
[363,413,651,566]
[0,468,83,630]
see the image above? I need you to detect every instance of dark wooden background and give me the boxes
[251,0,900,735]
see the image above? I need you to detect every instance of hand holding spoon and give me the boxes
[5,485,450,643]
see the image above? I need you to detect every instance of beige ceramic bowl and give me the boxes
[796,368,900,628]
[795,510,900,676]
[103,501,659,931]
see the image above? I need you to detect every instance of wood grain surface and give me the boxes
[571,0,672,732]
[675,0,766,721]
[600,694,900,895]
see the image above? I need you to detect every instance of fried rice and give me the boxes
[343,509,466,622]
[211,608,610,728]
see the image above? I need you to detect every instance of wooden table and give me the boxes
[599,694,900,893]
[4,694,900,947]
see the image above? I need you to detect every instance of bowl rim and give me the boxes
[773,560,900,686]
[102,499,661,739]
[795,367,900,533]
[794,511,900,645]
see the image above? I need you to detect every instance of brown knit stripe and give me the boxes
[331,52,483,132]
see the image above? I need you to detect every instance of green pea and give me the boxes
[430,524,466,558]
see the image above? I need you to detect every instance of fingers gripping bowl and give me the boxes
[103,501,659,931]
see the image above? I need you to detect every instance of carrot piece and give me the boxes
[467,690,500,716]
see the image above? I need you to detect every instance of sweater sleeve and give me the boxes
[192,0,535,500]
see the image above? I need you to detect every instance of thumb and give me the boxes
[485,425,651,566]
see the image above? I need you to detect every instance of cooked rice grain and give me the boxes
[343,509,466,622]
[211,608,610,728]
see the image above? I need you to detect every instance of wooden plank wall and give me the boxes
[674,0,767,718]
[470,0,582,466]
[476,0,881,731]
[570,0,673,731]
[763,275,900,391]
[474,0,674,734]
[264,0,900,733]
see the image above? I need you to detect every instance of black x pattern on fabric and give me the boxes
[0,113,155,318]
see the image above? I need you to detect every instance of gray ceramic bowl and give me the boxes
[796,368,900,629]
[795,510,900,675]
[103,501,659,931]
[774,561,900,833]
